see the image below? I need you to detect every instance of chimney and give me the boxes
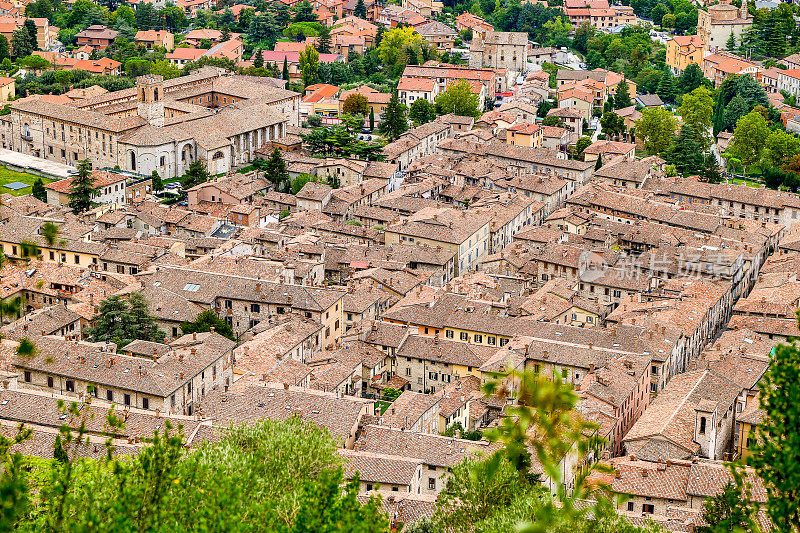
[192,332,197,340]
[210,326,215,334]
[190,348,196,356]
[256,282,261,292]
[179,353,184,362]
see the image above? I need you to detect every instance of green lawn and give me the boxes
[727,177,762,188]
[0,165,53,196]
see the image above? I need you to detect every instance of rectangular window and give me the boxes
[428,478,436,490]
[142,397,149,409]
[24,371,30,382]
[124,394,131,406]
[406,368,411,376]
[66,380,75,392]
[474,334,482,343]
[47,376,54,387]
[445,330,454,338]
[459,332,468,341]
[251,303,260,313]
[107,390,113,402]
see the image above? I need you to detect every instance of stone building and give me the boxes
[469,31,528,73]
[697,1,752,51]
[1,67,300,179]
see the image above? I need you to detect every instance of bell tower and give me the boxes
[136,74,165,127]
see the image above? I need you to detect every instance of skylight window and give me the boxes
[183,283,200,292]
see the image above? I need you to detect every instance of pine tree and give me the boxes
[264,148,290,193]
[369,107,374,130]
[10,27,31,59]
[253,48,264,68]
[594,154,602,170]
[354,0,367,19]
[317,24,331,54]
[150,170,163,192]
[664,124,704,176]
[378,91,408,141]
[282,57,289,81]
[23,19,37,52]
[656,68,677,103]
[31,177,46,202]
[0,35,9,61]
[68,159,98,214]
[613,80,631,109]
[726,31,736,51]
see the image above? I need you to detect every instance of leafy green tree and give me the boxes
[678,86,714,149]
[0,296,21,324]
[600,110,625,139]
[664,124,705,176]
[31,177,46,202]
[40,221,59,247]
[747,332,800,530]
[378,27,426,76]
[650,2,668,27]
[15,336,35,357]
[253,48,264,68]
[613,80,632,109]
[299,44,319,87]
[655,67,677,103]
[408,98,436,126]
[68,159,97,214]
[729,110,771,170]
[699,469,758,533]
[150,170,163,193]
[378,91,408,141]
[542,116,565,127]
[701,153,722,184]
[316,24,331,54]
[354,0,367,18]
[179,309,235,340]
[7,417,387,531]
[635,107,678,154]
[22,19,37,52]
[342,93,368,116]
[574,136,592,160]
[291,173,317,194]
[762,129,800,169]
[0,35,9,61]
[293,0,317,22]
[88,292,165,347]
[11,27,32,60]
[723,94,750,133]
[726,31,737,51]
[264,147,290,193]
[678,63,705,94]
[181,160,210,190]
[436,79,480,117]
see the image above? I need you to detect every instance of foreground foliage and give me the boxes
[1,417,387,532]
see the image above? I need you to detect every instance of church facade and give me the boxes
[0,67,300,179]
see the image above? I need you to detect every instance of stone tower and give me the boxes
[136,74,165,127]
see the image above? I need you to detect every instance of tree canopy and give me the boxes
[87,292,165,348]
